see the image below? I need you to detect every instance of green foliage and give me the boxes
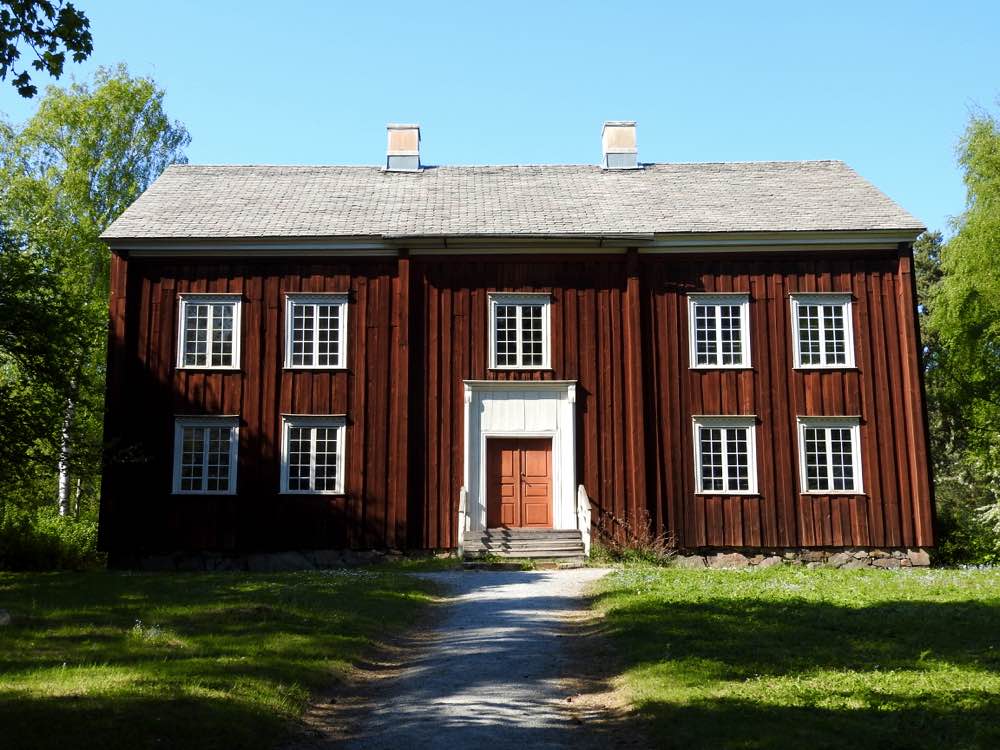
[592,508,677,566]
[0,65,189,535]
[596,566,1000,749]
[0,506,101,569]
[0,570,435,749]
[0,1,93,97]
[922,107,1000,561]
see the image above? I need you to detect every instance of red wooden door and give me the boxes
[486,438,553,528]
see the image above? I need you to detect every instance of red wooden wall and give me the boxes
[641,251,933,550]
[99,247,934,555]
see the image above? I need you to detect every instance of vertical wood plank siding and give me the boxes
[100,248,934,553]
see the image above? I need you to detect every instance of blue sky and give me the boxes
[2,0,997,234]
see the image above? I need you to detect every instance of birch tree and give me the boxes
[0,64,189,515]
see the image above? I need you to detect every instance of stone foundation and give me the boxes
[674,547,932,570]
[108,548,457,572]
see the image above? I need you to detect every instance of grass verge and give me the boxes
[594,566,1000,750]
[0,569,434,750]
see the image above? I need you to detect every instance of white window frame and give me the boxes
[790,293,856,369]
[691,416,759,495]
[687,293,752,369]
[176,293,242,370]
[171,416,239,495]
[284,293,349,369]
[280,415,347,495]
[796,416,864,494]
[488,292,552,370]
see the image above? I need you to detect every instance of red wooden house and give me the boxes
[98,122,933,565]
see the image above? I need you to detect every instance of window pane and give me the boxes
[725,427,750,491]
[829,427,855,491]
[804,426,828,491]
[183,303,210,366]
[180,426,204,490]
[316,304,341,367]
[719,305,743,366]
[204,426,231,492]
[495,304,518,366]
[520,304,544,367]
[313,427,339,491]
[287,426,311,491]
[695,305,717,365]
[699,427,724,492]
[210,303,234,367]
[292,303,314,367]
[798,304,822,366]
[823,305,847,365]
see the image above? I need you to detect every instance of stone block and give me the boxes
[709,552,749,569]
[673,555,707,569]
[757,556,783,569]
[827,552,855,567]
[907,549,931,567]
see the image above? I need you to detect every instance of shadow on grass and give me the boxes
[0,694,291,750]
[592,574,1000,749]
[0,570,436,750]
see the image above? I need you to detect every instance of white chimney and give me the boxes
[602,121,638,169]
[386,123,421,171]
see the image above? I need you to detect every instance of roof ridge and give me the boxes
[165,160,848,170]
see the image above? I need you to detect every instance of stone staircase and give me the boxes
[461,528,587,565]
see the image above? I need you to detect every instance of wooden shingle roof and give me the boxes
[101,161,924,242]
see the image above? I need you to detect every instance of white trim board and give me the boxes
[462,380,577,533]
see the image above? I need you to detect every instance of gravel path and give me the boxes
[330,568,618,749]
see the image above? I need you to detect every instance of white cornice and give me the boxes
[111,228,919,258]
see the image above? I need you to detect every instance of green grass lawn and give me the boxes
[595,566,1000,750]
[0,570,434,750]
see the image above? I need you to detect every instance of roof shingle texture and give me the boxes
[101,161,924,240]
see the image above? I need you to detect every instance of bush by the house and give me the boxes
[0,506,104,570]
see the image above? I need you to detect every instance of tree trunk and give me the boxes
[57,397,75,516]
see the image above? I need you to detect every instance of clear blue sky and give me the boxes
[2,0,997,234]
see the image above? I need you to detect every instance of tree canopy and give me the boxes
[0,65,189,520]
[0,1,92,97]
[920,107,1000,561]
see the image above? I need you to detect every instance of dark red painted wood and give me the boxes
[99,249,934,555]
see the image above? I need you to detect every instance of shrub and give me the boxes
[0,506,104,570]
[592,507,676,565]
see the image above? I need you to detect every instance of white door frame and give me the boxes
[462,380,577,532]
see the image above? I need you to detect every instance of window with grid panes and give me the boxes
[489,293,550,369]
[177,295,241,369]
[797,417,862,493]
[790,294,855,368]
[285,294,348,368]
[172,417,239,494]
[281,417,345,494]
[688,294,751,368]
[693,417,758,494]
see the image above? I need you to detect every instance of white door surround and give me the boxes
[462,380,577,534]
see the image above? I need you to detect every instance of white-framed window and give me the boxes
[688,293,751,368]
[280,416,346,494]
[172,416,239,494]
[797,417,863,494]
[692,416,759,495]
[790,293,855,368]
[176,294,241,370]
[488,293,551,369]
[284,293,349,369]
